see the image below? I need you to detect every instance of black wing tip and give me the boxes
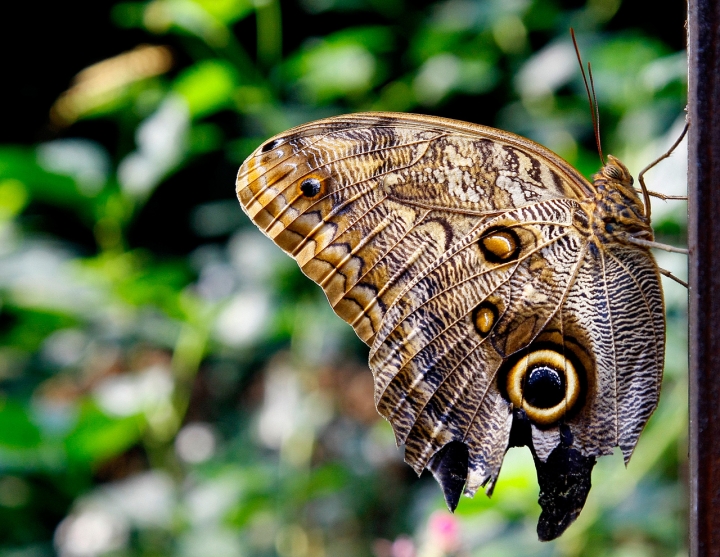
[535,446,596,541]
[507,408,596,541]
[428,441,469,512]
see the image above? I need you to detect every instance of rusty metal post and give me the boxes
[688,0,720,555]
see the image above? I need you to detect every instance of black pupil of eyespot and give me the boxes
[523,365,565,408]
[301,178,321,197]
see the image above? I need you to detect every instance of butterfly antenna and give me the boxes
[587,62,604,164]
[570,29,604,165]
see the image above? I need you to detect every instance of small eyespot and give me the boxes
[505,349,581,425]
[261,139,282,153]
[479,228,520,263]
[472,301,499,337]
[300,177,322,198]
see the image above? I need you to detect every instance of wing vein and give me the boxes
[381,230,583,446]
[600,249,620,446]
[603,249,663,384]
[374,226,575,365]
[458,240,589,443]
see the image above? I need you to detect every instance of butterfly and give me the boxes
[235,110,676,540]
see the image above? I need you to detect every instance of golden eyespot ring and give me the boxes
[479,228,520,263]
[506,349,580,425]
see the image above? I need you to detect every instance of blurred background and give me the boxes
[0,0,688,555]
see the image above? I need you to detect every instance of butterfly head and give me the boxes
[599,155,634,189]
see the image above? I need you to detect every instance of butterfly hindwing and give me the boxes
[371,200,588,492]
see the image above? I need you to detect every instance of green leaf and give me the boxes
[0,179,29,219]
[64,403,143,464]
[114,260,193,319]
[591,34,671,109]
[111,2,147,27]
[173,60,239,118]
[0,148,94,216]
[306,463,350,496]
[192,0,253,24]
[0,307,78,353]
[285,26,393,104]
[0,402,41,449]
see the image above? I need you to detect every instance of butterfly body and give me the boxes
[236,113,664,540]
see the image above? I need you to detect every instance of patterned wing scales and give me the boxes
[591,245,664,461]
[237,113,593,344]
[370,200,587,492]
[236,112,665,521]
[526,242,664,464]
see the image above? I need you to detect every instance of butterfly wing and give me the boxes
[369,199,588,493]
[523,241,664,540]
[236,112,664,537]
[559,243,664,461]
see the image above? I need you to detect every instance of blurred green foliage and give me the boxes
[0,0,687,556]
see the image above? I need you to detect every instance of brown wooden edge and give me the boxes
[688,0,720,554]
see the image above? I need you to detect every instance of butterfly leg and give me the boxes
[647,191,688,201]
[638,122,689,220]
[626,235,689,255]
[659,267,688,288]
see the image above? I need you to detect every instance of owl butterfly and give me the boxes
[236,109,683,539]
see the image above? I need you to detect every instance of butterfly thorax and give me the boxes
[580,155,653,247]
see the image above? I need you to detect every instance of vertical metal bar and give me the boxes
[688,0,720,555]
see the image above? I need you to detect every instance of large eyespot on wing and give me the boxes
[503,348,582,425]
[522,241,664,467]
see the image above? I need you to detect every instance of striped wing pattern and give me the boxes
[236,112,664,500]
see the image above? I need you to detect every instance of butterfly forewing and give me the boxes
[238,114,591,340]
